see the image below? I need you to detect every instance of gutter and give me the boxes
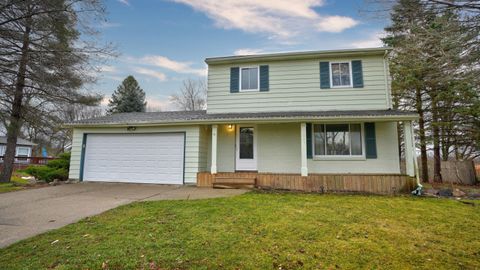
[64,114,420,128]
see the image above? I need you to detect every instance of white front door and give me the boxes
[235,125,257,171]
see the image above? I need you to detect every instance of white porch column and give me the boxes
[300,123,308,176]
[210,124,218,174]
[404,121,415,177]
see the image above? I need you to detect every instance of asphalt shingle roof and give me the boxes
[0,136,36,146]
[66,109,418,126]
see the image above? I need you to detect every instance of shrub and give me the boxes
[24,152,71,183]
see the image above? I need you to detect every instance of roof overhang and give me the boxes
[66,113,418,128]
[205,47,392,65]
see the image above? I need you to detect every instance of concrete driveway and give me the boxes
[0,182,246,248]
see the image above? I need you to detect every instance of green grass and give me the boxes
[1,192,479,269]
[0,173,29,193]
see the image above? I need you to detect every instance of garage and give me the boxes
[82,133,185,184]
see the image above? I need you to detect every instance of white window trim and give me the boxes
[312,122,366,160]
[239,66,260,92]
[330,61,353,88]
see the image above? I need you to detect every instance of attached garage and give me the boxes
[82,133,185,184]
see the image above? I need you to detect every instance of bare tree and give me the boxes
[0,0,115,182]
[170,79,207,111]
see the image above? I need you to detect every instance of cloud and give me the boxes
[172,0,358,39]
[117,0,130,6]
[99,65,117,73]
[141,55,206,76]
[351,31,385,48]
[234,48,264,55]
[98,21,122,29]
[316,16,359,33]
[134,67,167,81]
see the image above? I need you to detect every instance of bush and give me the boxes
[24,152,71,183]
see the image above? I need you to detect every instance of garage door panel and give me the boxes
[83,133,184,184]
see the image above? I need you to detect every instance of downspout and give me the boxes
[411,122,423,195]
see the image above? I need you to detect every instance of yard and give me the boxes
[0,191,479,269]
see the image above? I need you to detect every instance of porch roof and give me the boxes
[66,109,418,127]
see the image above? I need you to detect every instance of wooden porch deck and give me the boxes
[197,172,416,195]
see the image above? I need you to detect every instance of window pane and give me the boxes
[340,63,349,75]
[350,124,362,155]
[326,124,350,155]
[239,127,254,159]
[250,68,258,89]
[16,147,29,156]
[241,67,258,90]
[341,75,350,86]
[241,68,250,90]
[313,124,325,155]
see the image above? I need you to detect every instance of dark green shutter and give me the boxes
[365,122,377,159]
[230,67,239,93]
[319,62,330,89]
[306,123,312,158]
[259,65,269,91]
[352,60,364,88]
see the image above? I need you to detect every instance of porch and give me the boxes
[198,112,419,194]
[197,172,416,195]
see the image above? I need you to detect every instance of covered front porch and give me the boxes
[198,112,419,194]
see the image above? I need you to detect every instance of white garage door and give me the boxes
[83,133,184,184]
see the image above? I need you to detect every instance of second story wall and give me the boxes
[206,54,391,113]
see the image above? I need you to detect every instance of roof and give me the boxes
[205,47,392,65]
[0,136,36,146]
[66,109,418,127]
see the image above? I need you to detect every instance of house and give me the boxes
[0,136,35,163]
[66,47,419,193]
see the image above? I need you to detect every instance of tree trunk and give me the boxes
[415,88,429,182]
[431,102,443,182]
[0,17,31,183]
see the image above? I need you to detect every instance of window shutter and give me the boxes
[259,65,269,91]
[230,67,239,93]
[306,123,312,158]
[352,60,364,88]
[365,122,377,159]
[319,62,330,89]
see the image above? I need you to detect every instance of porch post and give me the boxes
[300,123,308,176]
[404,121,415,177]
[211,124,217,174]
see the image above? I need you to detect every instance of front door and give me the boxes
[235,125,257,171]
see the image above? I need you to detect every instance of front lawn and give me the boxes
[0,173,29,193]
[1,192,479,269]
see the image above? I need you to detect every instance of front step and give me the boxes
[213,176,256,189]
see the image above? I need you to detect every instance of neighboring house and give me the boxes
[66,47,419,193]
[0,136,35,163]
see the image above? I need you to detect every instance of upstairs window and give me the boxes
[330,62,352,87]
[240,67,259,91]
[313,123,363,156]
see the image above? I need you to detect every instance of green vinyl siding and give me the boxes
[212,122,400,174]
[68,125,202,184]
[207,55,389,113]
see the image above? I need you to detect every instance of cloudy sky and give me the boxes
[95,0,387,110]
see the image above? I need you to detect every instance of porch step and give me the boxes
[213,177,256,189]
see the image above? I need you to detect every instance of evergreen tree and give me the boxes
[384,0,479,182]
[108,76,147,113]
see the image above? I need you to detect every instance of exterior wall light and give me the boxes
[227,124,233,130]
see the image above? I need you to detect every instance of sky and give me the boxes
[94,0,388,111]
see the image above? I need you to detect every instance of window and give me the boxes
[16,147,30,163]
[240,67,259,91]
[330,62,352,87]
[313,123,363,156]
